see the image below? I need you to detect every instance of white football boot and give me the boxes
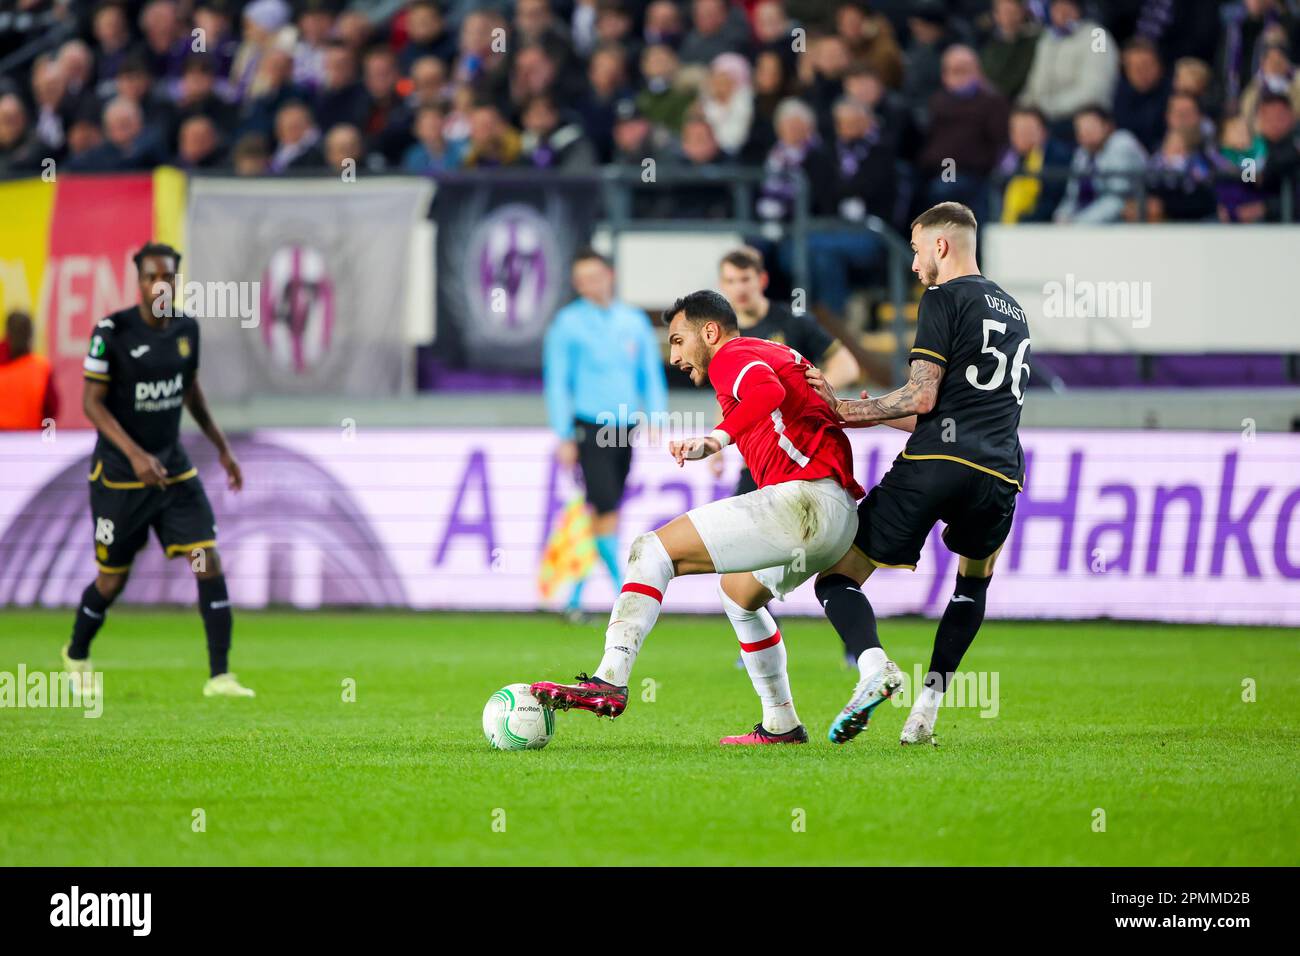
[827,659,904,744]
[900,708,938,746]
[203,673,256,698]
[61,643,97,700]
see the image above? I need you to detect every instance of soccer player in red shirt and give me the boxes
[531,290,892,744]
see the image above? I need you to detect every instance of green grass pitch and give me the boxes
[1,610,1296,866]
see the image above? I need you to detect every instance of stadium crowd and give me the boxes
[2,0,1299,232]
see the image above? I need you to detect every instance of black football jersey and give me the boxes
[739,301,840,364]
[82,306,200,481]
[904,275,1030,488]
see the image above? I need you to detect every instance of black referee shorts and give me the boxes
[88,465,217,573]
[572,419,633,515]
[853,456,1018,570]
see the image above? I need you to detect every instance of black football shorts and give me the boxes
[88,465,217,573]
[573,419,633,515]
[853,456,1018,570]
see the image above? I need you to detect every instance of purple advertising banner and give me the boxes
[1,428,1297,624]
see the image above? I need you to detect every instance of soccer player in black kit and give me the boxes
[63,243,254,698]
[806,202,1030,746]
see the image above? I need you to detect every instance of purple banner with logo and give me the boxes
[1,428,1297,623]
[433,174,598,370]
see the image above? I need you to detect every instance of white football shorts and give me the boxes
[685,477,859,599]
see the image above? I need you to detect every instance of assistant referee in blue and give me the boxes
[543,247,668,622]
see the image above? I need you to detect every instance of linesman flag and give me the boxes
[537,497,596,600]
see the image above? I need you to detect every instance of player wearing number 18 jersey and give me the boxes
[531,290,863,745]
[808,201,1030,747]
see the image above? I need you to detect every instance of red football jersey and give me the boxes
[708,337,863,498]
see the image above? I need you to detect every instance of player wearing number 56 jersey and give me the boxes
[807,202,1030,747]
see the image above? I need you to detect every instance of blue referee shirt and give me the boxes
[542,297,668,440]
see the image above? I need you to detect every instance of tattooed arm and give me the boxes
[823,359,943,428]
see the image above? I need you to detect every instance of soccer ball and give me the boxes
[483,684,554,751]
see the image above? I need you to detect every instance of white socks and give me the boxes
[719,584,800,734]
[916,684,944,716]
[857,646,887,680]
[595,533,675,686]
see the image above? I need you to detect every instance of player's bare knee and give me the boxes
[191,547,223,579]
[719,573,770,613]
[95,571,128,600]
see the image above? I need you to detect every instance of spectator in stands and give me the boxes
[1215,114,1268,222]
[174,54,236,146]
[510,42,562,116]
[1165,91,1215,158]
[92,1,134,91]
[835,1,905,91]
[0,312,58,432]
[917,45,1008,222]
[461,101,522,168]
[804,98,896,315]
[660,115,732,219]
[407,55,448,107]
[176,114,225,169]
[577,43,632,162]
[1219,0,1298,111]
[231,131,271,175]
[230,0,291,103]
[842,62,914,157]
[240,47,310,139]
[643,0,686,51]
[268,100,324,171]
[63,109,105,168]
[611,97,674,169]
[68,96,166,171]
[1114,36,1172,154]
[637,43,693,133]
[1054,104,1147,224]
[453,9,509,90]
[521,93,597,170]
[752,1,795,67]
[56,41,98,121]
[0,94,44,173]
[404,102,465,172]
[360,45,413,165]
[1172,56,1214,105]
[699,53,753,158]
[1134,128,1217,222]
[757,98,821,224]
[293,0,337,92]
[679,0,750,66]
[981,0,1038,102]
[592,1,642,76]
[1239,42,1300,134]
[801,32,853,143]
[1242,92,1300,222]
[193,0,239,85]
[1020,0,1119,138]
[900,2,962,131]
[30,55,69,157]
[996,105,1072,223]
[399,1,457,75]
[747,49,792,162]
[139,0,190,84]
[324,122,369,173]
[316,41,369,132]
[514,0,576,73]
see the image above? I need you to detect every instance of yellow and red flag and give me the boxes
[537,496,596,601]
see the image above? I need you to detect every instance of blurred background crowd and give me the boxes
[2,0,1299,230]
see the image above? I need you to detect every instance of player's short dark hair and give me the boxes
[910,202,978,234]
[719,246,764,274]
[133,242,181,271]
[572,246,611,269]
[661,290,738,330]
[1257,91,1294,112]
